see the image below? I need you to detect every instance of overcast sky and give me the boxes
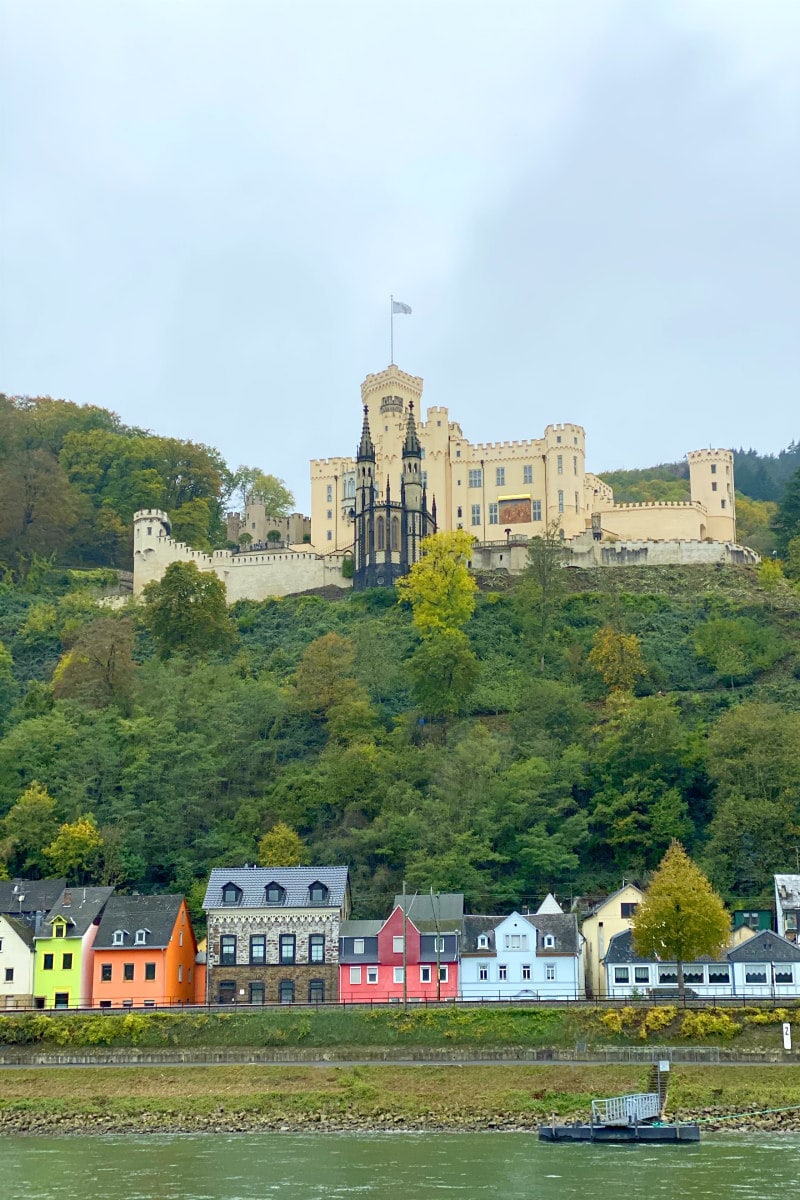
[1,1,798,510]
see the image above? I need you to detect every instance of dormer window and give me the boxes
[543,934,556,949]
[477,934,489,949]
[265,882,286,906]
[112,930,125,946]
[134,929,149,946]
[54,923,65,939]
[308,881,329,905]
[222,882,243,906]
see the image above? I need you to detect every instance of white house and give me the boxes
[774,875,800,943]
[604,928,800,1000]
[0,913,35,1008]
[460,896,584,1001]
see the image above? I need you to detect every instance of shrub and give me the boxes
[680,1010,740,1040]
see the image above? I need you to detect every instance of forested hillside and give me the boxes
[2,393,800,926]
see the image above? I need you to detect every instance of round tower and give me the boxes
[687,449,736,542]
[542,423,587,538]
[132,509,172,595]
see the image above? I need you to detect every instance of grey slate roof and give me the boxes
[586,883,644,917]
[94,894,187,950]
[531,913,581,956]
[604,928,724,967]
[0,879,66,917]
[727,930,800,963]
[340,920,382,938]
[1,914,34,949]
[41,887,115,938]
[392,893,464,929]
[775,875,800,910]
[203,866,349,910]
[461,915,502,954]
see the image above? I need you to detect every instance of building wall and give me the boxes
[34,924,95,1008]
[581,885,644,999]
[0,916,34,1008]
[459,913,583,1001]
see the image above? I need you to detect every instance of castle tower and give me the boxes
[132,509,172,594]
[401,401,424,567]
[688,449,736,542]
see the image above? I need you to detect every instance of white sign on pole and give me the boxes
[783,1022,792,1051]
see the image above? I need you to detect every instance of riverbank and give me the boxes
[3,1063,800,1136]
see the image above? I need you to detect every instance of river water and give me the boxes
[4,1131,799,1199]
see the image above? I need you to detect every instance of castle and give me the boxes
[132,362,756,602]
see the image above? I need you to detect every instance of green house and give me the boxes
[34,887,114,1009]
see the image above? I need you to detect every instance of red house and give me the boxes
[339,893,462,1003]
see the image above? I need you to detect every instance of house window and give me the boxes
[745,967,768,984]
[634,967,650,984]
[145,963,156,981]
[135,929,147,946]
[775,969,794,985]
[545,964,556,981]
[620,903,639,918]
[614,967,630,984]
[523,464,533,484]
[438,965,448,983]
[101,964,112,982]
[477,934,489,949]
[43,954,54,970]
[420,965,432,984]
[532,500,542,521]
[218,980,236,1004]
[479,964,489,981]
[279,935,296,965]
[496,467,505,486]
[326,485,333,502]
[309,882,329,904]
[489,503,498,525]
[393,936,404,953]
[220,935,237,966]
[684,967,705,985]
[99,1000,112,1008]
[308,979,325,1003]
[658,968,678,984]
[522,964,531,980]
[54,992,69,1009]
[393,966,404,984]
[250,935,266,965]
[557,455,563,474]
[350,966,362,985]
[177,964,183,983]
[249,982,265,1005]
[5,967,13,982]
[498,964,507,981]
[112,930,124,946]
[266,883,285,905]
[468,469,482,488]
[558,490,564,513]
[54,925,65,939]
[785,913,798,931]
[62,953,73,970]
[124,964,134,981]
[542,935,555,949]
[366,967,378,984]
[279,980,295,1004]
[471,504,481,526]
[708,967,730,985]
[309,935,325,963]
[222,883,242,905]
[353,938,365,955]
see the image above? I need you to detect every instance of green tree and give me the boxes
[517,520,567,669]
[52,617,136,710]
[0,640,18,734]
[588,625,647,693]
[140,561,236,658]
[257,821,307,867]
[231,466,294,518]
[45,814,104,883]
[772,466,800,555]
[292,632,361,716]
[396,530,477,635]
[693,617,787,686]
[409,629,479,721]
[633,840,730,995]
[0,781,60,876]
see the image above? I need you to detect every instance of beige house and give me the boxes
[310,363,737,553]
[0,914,35,1008]
[581,883,644,998]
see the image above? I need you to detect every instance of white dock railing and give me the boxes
[592,1092,662,1126]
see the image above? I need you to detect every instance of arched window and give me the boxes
[391,516,400,550]
[376,516,385,550]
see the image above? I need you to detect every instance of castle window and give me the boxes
[557,455,563,474]
[489,503,498,525]
[523,465,532,484]
[471,504,481,526]
[573,456,578,474]
[420,448,425,459]
[421,471,427,487]
[391,516,400,550]
[468,469,482,488]
[557,435,562,443]
[326,485,333,502]
[147,526,152,536]
[456,449,461,457]
[575,492,580,512]
[327,509,332,518]
[377,517,385,550]
[574,436,578,445]
[496,467,505,486]
[711,464,717,474]
[558,490,564,514]
[532,501,542,521]
[457,507,463,519]
[711,482,717,491]
[326,530,332,541]
[721,499,726,508]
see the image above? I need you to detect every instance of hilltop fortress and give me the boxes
[133,363,757,601]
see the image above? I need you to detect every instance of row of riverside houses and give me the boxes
[0,880,205,1009]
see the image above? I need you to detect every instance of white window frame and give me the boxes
[438,965,448,983]
[420,964,432,984]
[366,966,378,984]
[614,966,630,984]
[545,963,556,981]
[112,930,124,947]
[353,938,365,954]
[349,966,362,985]
[498,964,507,981]
[393,966,404,984]
[521,964,531,981]
[393,935,404,953]
[523,464,533,484]
[478,963,489,981]
[496,467,505,486]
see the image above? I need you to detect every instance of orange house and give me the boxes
[91,894,198,1008]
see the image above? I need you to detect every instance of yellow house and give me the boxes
[33,886,114,1009]
[581,883,644,998]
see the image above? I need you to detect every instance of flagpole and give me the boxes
[390,294,394,365]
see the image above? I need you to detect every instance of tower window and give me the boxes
[575,492,580,512]
[496,467,505,486]
[557,435,562,443]
[557,455,563,474]
[471,504,481,526]
[457,507,462,519]
[558,490,564,514]
[326,530,332,541]
[377,517,385,550]
[711,482,717,491]
[573,456,578,474]
[468,469,482,488]
[326,485,333,502]
[327,509,332,518]
[721,499,726,509]
[456,449,461,457]
[523,465,532,484]
[711,464,717,474]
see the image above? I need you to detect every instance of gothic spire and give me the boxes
[402,400,421,458]
[357,405,375,462]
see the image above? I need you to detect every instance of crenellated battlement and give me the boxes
[687,448,733,462]
[609,500,703,510]
[134,509,170,523]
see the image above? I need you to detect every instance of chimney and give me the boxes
[63,890,72,907]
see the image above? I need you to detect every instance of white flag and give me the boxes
[392,300,412,315]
